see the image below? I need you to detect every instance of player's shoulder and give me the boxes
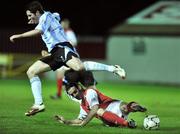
[40,11,52,20]
[86,88,97,95]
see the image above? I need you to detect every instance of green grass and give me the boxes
[0,79,180,134]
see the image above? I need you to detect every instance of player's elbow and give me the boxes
[97,108,105,117]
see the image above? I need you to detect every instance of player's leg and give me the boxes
[56,68,64,98]
[120,101,147,114]
[83,61,126,79]
[126,102,147,113]
[49,43,84,99]
[97,108,129,127]
[97,101,136,128]
[25,60,51,116]
[50,66,69,99]
[66,56,85,71]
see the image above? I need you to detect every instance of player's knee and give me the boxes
[72,64,84,71]
[97,108,105,116]
[66,57,85,71]
[26,68,36,78]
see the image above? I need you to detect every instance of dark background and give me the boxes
[0,0,159,36]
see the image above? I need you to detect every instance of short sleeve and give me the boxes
[85,89,99,109]
[35,13,51,33]
[78,106,88,120]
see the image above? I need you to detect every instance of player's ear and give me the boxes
[36,10,40,16]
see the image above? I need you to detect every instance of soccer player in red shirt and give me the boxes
[55,71,147,128]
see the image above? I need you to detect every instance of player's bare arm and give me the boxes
[41,50,51,57]
[80,104,99,126]
[55,115,83,126]
[10,29,42,43]
[55,104,99,126]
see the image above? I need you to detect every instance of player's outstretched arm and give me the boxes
[80,104,99,126]
[10,29,42,43]
[55,104,99,127]
[41,50,51,57]
[54,115,83,126]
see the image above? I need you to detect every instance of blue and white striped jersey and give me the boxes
[35,11,68,52]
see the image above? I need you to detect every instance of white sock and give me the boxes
[83,61,115,72]
[30,76,43,105]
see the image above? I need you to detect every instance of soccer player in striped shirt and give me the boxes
[9,1,126,116]
[9,1,85,116]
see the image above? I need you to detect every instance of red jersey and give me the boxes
[80,88,115,114]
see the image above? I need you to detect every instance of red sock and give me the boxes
[102,111,128,127]
[57,79,62,97]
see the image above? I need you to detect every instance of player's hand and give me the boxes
[41,50,51,57]
[128,119,137,128]
[10,35,20,43]
[54,115,65,124]
[28,19,34,24]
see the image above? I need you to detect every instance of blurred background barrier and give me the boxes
[0,53,13,78]
[106,1,180,85]
[0,53,41,78]
[0,1,180,85]
[0,29,107,79]
[107,35,180,85]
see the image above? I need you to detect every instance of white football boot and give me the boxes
[113,65,126,79]
[25,104,45,116]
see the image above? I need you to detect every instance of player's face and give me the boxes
[67,86,82,100]
[26,10,39,24]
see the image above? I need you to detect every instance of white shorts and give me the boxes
[105,100,127,119]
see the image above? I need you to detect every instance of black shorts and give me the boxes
[40,42,79,71]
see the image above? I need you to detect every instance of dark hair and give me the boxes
[64,69,80,84]
[64,70,97,88]
[79,70,97,87]
[26,1,44,14]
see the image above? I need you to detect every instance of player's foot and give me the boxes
[113,65,126,79]
[25,103,45,116]
[128,119,137,129]
[134,105,147,112]
[50,94,61,100]
[128,102,147,112]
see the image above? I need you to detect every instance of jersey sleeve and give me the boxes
[35,13,51,33]
[78,106,88,120]
[85,89,99,109]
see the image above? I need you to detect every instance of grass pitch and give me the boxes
[0,79,180,134]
